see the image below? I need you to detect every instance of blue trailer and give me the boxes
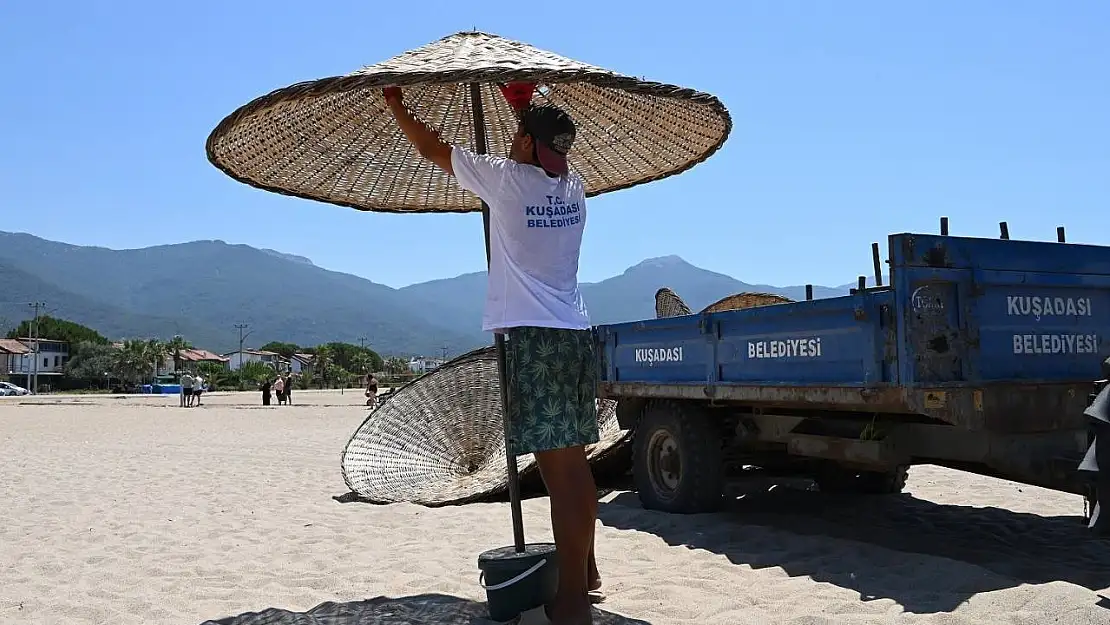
[594,231,1110,526]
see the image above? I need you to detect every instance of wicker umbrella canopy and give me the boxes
[341,346,626,506]
[654,287,693,319]
[701,292,794,314]
[205,30,732,214]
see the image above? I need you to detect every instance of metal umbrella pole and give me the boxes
[470,83,527,552]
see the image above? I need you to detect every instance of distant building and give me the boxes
[290,353,315,374]
[408,356,445,374]
[169,348,230,373]
[5,337,69,377]
[0,338,32,378]
[2,338,68,390]
[222,349,281,371]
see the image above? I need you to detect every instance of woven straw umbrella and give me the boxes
[654,287,693,319]
[340,346,626,506]
[206,30,731,214]
[700,292,794,314]
[206,30,732,552]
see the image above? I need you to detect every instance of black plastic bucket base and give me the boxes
[478,543,558,623]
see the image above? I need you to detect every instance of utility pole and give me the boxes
[234,323,251,370]
[27,302,45,393]
[441,343,448,362]
[357,336,371,377]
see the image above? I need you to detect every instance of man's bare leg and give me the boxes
[588,543,601,592]
[535,445,597,625]
[540,459,603,593]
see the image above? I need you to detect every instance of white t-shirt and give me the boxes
[451,147,591,333]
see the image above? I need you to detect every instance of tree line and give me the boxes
[7,315,417,392]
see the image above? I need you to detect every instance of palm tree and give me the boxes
[145,339,168,380]
[352,353,372,376]
[314,345,333,389]
[196,361,229,390]
[115,339,151,384]
[385,356,409,375]
[165,335,192,373]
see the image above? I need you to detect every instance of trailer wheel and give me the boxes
[632,400,723,513]
[815,464,908,495]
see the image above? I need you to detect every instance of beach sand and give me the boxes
[1,390,1108,624]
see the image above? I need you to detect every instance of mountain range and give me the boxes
[0,231,858,356]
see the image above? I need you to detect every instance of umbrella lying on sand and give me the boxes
[206,30,731,558]
[340,346,627,507]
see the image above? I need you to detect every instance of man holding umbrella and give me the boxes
[384,85,601,624]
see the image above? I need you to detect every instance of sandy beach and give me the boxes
[2,390,1108,625]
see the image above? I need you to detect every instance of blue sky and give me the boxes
[2,1,1107,289]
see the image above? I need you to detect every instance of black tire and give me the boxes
[815,464,909,495]
[632,400,724,513]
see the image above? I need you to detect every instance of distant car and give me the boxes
[0,382,32,396]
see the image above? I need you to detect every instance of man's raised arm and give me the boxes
[382,87,454,175]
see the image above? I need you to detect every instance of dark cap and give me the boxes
[521,104,576,176]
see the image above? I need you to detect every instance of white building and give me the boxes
[222,349,281,371]
[2,338,68,391]
[408,356,445,374]
[0,338,32,378]
[290,353,314,374]
[6,338,69,376]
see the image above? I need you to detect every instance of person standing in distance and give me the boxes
[384,84,601,625]
[180,370,193,408]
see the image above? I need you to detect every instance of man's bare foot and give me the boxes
[586,564,604,603]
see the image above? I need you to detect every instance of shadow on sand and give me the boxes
[597,480,1110,614]
[199,593,649,625]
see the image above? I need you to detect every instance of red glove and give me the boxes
[383,86,402,104]
[498,82,536,111]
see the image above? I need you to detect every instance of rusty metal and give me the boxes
[999,221,1010,239]
[940,216,949,235]
[903,235,953,268]
[602,380,1095,438]
[786,433,904,468]
[880,303,898,363]
[978,382,1092,434]
[906,281,962,383]
[872,242,883,287]
[905,383,1092,433]
[598,381,910,414]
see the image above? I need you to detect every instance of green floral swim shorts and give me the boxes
[504,326,600,457]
